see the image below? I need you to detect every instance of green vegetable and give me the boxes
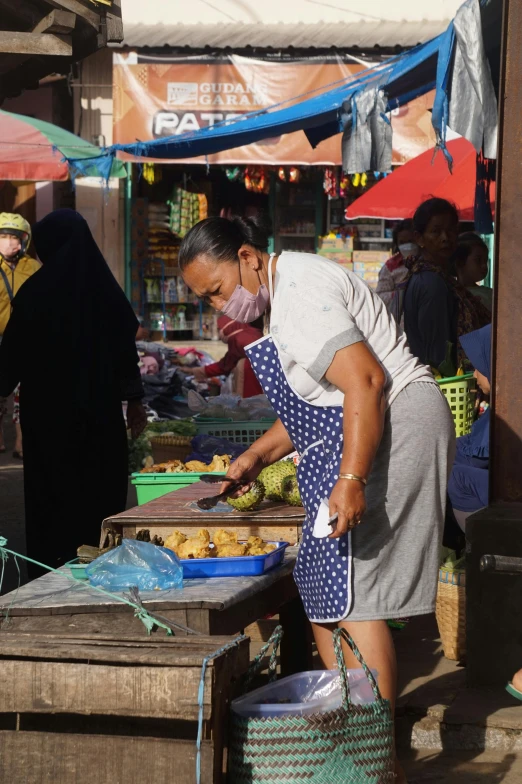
[128,434,152,474]
[144,419,196,438]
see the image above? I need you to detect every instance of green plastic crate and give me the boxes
[131,471,226,505]
[194,418,276,446]
[436,373,476,437]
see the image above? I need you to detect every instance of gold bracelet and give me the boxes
[339,473,367,486]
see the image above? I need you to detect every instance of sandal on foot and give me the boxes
[506,682,522,701]
[12,450,23,461]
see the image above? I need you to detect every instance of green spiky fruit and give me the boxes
[227,480,265,511]
[259,461,296,501]
[281,475,303,507]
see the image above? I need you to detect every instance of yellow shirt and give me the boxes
[0,254,41,335]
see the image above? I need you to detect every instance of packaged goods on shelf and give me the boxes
[318,236,354,252]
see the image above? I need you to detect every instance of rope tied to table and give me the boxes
[0,536,176,635]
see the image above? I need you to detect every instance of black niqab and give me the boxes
[0,210,142,575]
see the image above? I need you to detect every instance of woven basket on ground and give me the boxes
[228,627,395,783]
[149,435,192,464]
[435,568,466,661]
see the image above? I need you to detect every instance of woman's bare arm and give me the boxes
[325,342,386,537]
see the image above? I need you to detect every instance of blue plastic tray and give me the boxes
[181,542,289,579]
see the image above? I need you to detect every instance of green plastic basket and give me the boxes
[436,373,476,437]
[194,418,276,446]
[131,471,226,505]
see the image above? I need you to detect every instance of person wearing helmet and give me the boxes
[0,213,41,458]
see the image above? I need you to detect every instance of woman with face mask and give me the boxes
[179,213,455,782]
[0,213,41,458]
[375,219,417,320]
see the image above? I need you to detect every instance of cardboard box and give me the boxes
[352,250,390,264]
[337,262,354,273]
[318,236,354,252]
[318,249,353,264]
[353,261,384,273]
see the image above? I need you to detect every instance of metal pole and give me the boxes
[490,0,522,503]
[124,161,133,300]
[466,0,522,688]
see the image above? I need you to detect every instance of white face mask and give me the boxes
[398,242,418,258]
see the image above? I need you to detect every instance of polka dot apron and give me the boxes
[245,333,352,623]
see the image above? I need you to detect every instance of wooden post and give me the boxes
[466,0,522,687]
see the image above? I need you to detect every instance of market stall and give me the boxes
[109,49,440,330]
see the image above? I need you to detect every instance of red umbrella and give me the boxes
[346,138,495,222]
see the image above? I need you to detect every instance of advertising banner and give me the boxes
[113,53,436,165]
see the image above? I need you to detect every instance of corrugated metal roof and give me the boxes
[120,0,463,26]
[121,20,452,49]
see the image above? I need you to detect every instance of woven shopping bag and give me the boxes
[228,626,394,783]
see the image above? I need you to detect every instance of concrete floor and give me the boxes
[403,749,522,782]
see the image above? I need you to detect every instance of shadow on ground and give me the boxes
[395,616,522,782]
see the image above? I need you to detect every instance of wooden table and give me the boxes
[0,547,311,674]
[102,480,305,547]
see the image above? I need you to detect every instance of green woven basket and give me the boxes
[436,373,476,437]
[228,627,394,783]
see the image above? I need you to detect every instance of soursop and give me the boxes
[227,480,265,511]
[281,475,303,507]
[259,461,296,501]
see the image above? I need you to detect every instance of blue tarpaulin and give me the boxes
[66,0,500,175]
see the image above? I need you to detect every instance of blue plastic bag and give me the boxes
[86,539,183,591]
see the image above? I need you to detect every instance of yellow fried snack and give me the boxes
[196,529,211,544]
[164,531,187,553]
[246,546,266,556]
[208,454,232,472]
[165,462,188,474]
[177,539,211,559]
[185,460,209,472]
[247,535,263,548]
[215,543,247,558]
[263,543,277,554]
[214,529,238,546]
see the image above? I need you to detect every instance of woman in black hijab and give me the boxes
[0,210,146,576]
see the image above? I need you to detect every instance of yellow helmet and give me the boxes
[0,213,31,249]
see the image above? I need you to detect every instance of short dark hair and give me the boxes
[392,219,414,253]
[454,232,489,269]
[412,198,459,235]
[179,214,272,270]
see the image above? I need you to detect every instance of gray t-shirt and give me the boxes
[269,251,434,408]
